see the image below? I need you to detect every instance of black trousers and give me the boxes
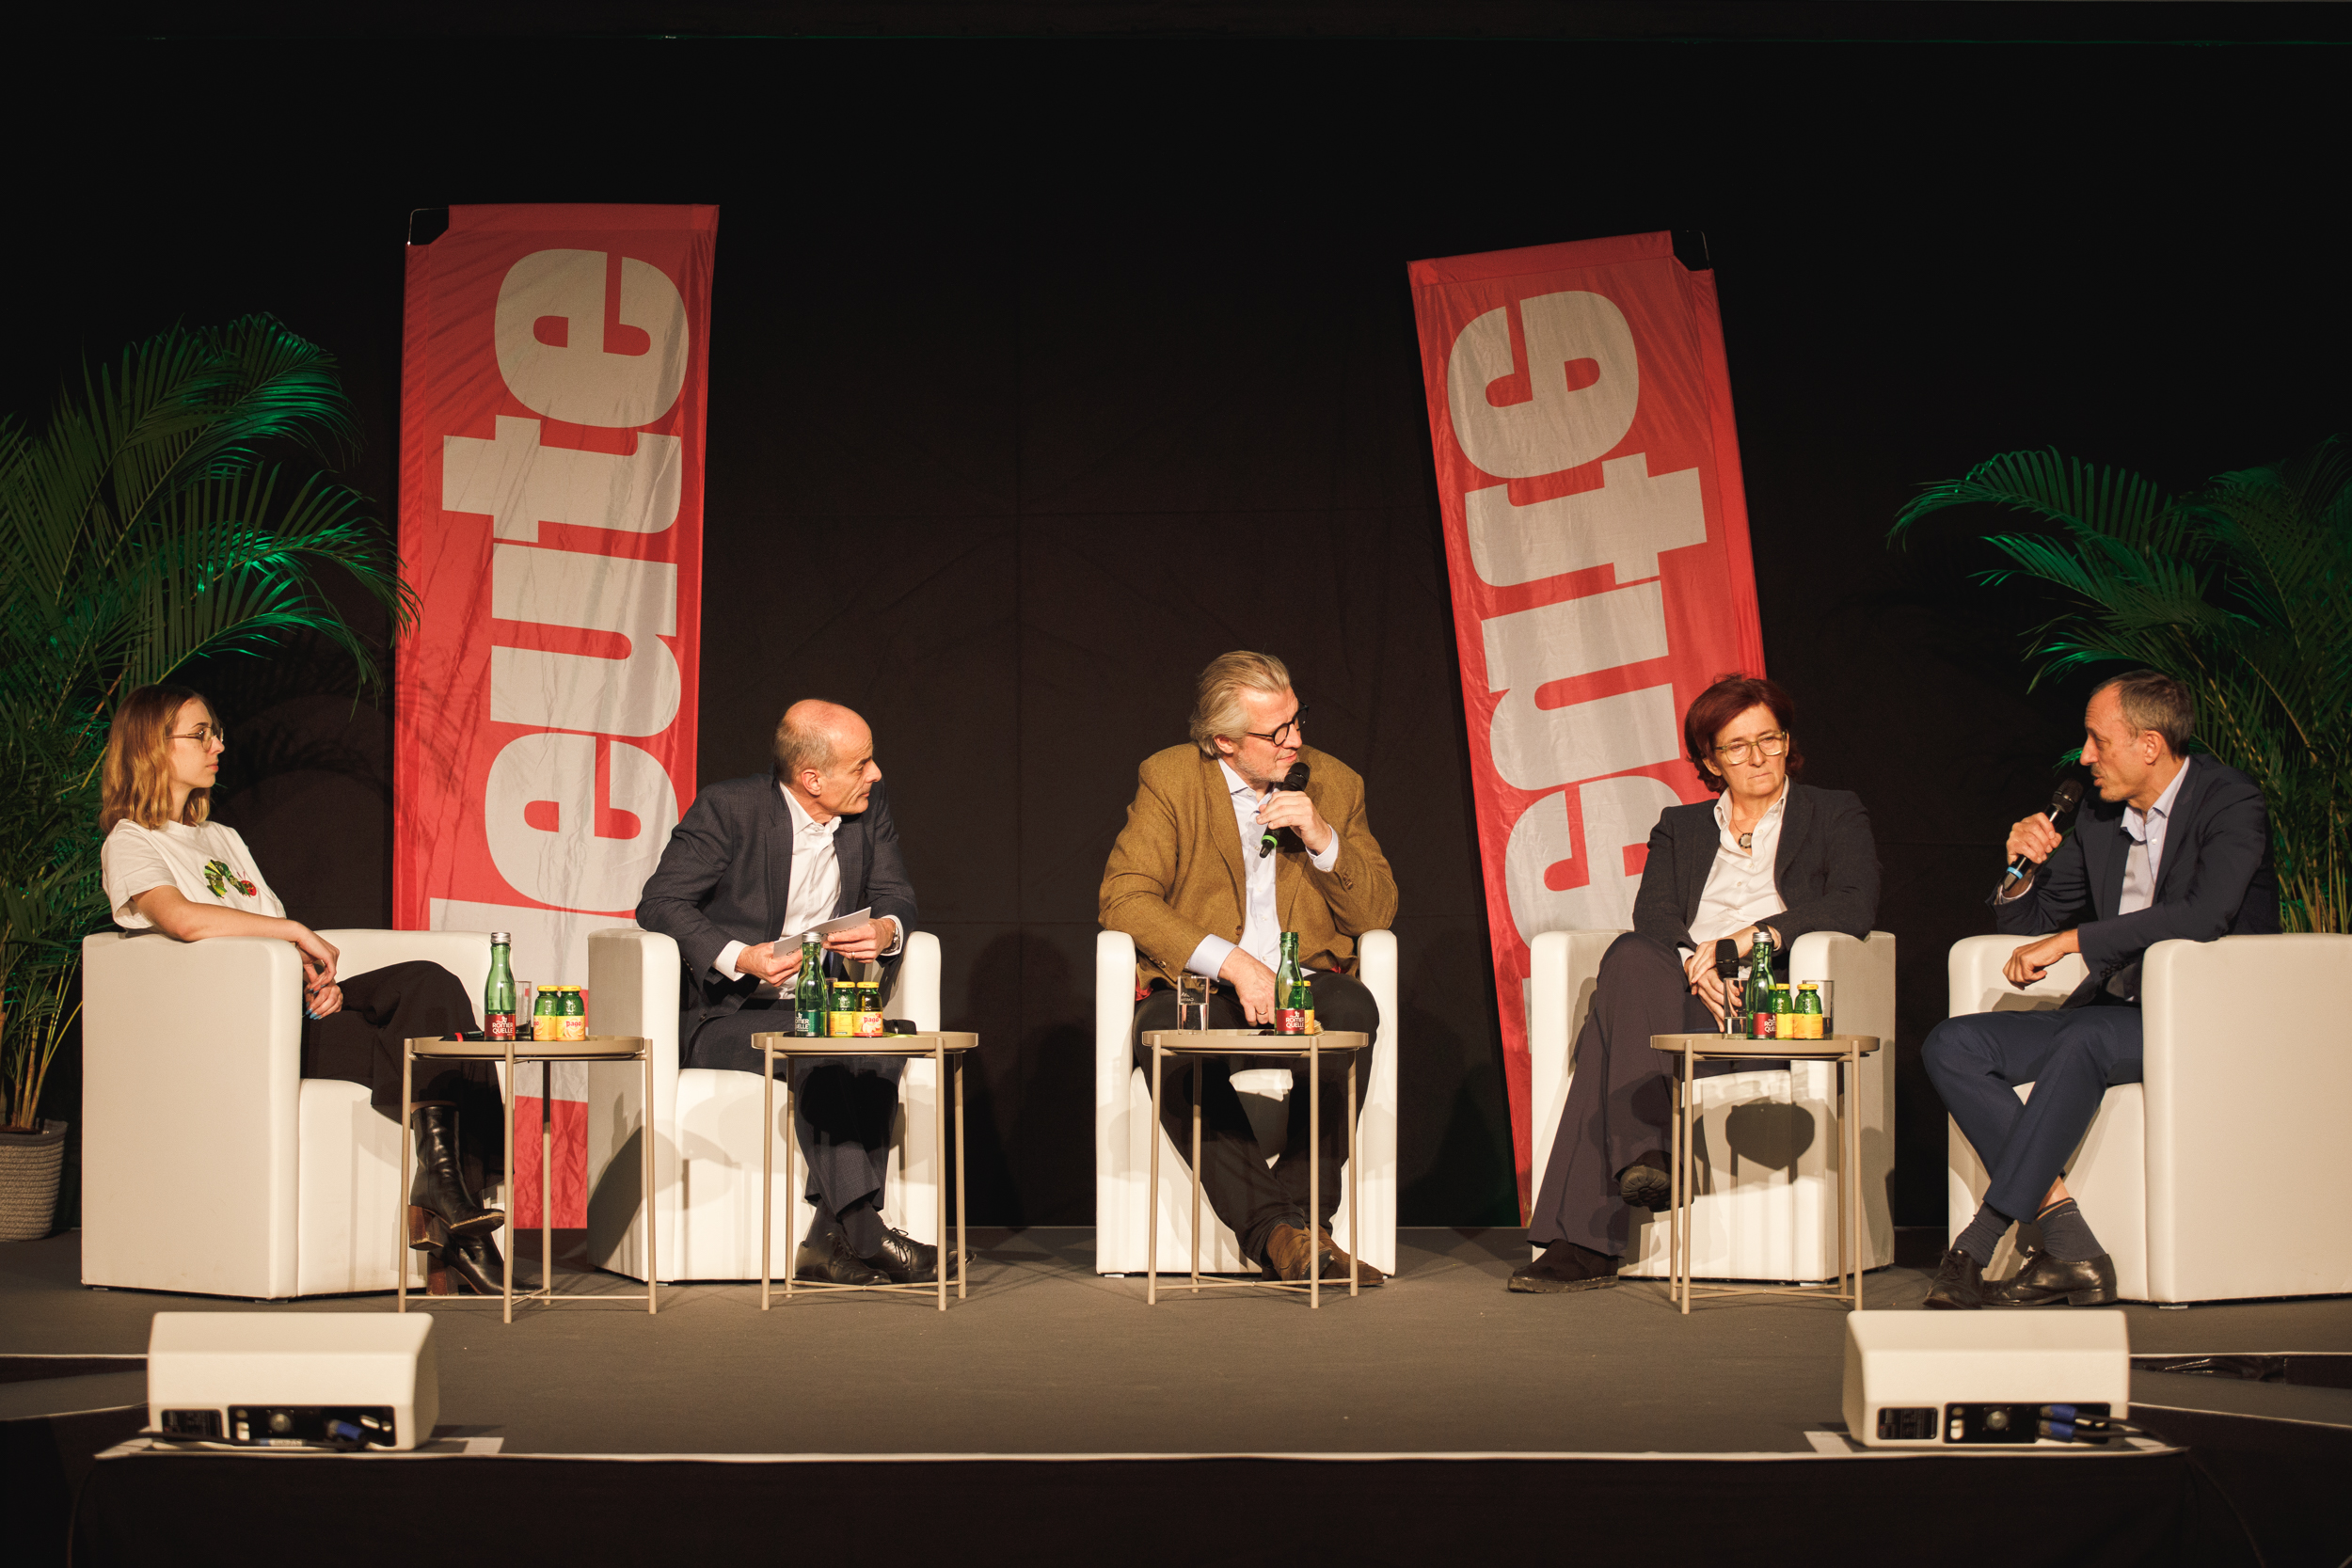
[687,1001,904,1237]
[1525,933,1775,1255]
[301,960,504,1175]
[1129,970,1379,1266]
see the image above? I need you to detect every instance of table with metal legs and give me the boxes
[399,1035,656,1323]
[1137,1028,1373,1309]
[1649,1032,1882,1316]
[754,1031,977,1312]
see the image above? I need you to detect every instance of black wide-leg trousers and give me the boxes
[1525,933,1768,1256]
[1129,970,1380,1266]
[688,1001,904,1238]
[301,960,504,1175]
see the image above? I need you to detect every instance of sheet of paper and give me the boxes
[787,907,871,945]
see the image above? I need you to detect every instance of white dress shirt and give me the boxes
[1184,760,1343,978]
[2118,757,2191,916]
[715,784,898,987]
[1687,784,1788,951]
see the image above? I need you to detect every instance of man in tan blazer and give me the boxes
[1101,651,1398,1284]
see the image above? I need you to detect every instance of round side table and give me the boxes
[1648,1031,1883,1315]
[399,1034,655,1323]
[751,1031,979,1312]
[1136,1027,1373,1308]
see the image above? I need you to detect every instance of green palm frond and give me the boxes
[1891,436,2352,934]
[0,315,410,1129]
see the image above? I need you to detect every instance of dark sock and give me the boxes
[841,1200,887,1257]
[1618,1151,1670,1180]
[2035,1197,2104,1263]
[1955,1201,2011,1266]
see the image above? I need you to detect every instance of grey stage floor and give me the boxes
[8,1227,2351,1456]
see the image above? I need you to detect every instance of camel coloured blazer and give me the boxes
[1099,743,1398,988]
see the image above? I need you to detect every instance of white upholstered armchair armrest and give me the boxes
[319,929,493,1023]
[882,931,941,1031]
[1093,929,1139,1258]
[80,930,309,1295]
[1947,931,2083,1017]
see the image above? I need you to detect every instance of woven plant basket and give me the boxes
[0,1119,68,1241]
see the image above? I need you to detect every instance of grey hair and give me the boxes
[1188,651,1293,759]
[771,705,842,781]
[2093,669,2195,755]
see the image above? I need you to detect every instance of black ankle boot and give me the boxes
[408,1102,501,1247]
[438,1229,511,1296]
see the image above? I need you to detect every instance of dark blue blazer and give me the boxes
[635,774,920,1037]
[1994,757,2277,1006]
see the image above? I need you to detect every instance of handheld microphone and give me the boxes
[1997,779,2085,893]
[1258,763,1311,857]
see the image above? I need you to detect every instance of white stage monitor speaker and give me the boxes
[1843,1310,2129,1448]
[148,1312,440,1450]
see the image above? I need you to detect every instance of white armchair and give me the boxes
[81,927,492,1299]
[1527,928,1897,1280]
[583,927,944,1283]
[1944,930,2352,1302]
[1093,929,1398,1276]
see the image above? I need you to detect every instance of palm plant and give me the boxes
[0,317,411,1132]
[1890,438,2351,934]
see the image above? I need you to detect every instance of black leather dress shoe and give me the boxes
[1995,1247,2119,1307]
[1924,1244,1992,1309]
[1617,1153,1673,1213]
[796,1230,890,1286]
[1507,1242,1621,1294]
[860,1227,939,1285]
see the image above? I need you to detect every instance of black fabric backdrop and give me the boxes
[9,25,2345,1229]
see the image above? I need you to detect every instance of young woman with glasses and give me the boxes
[97,684,514,1295]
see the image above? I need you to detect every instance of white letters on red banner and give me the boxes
[397,204,716,1224]
[1408,232,1764,1212]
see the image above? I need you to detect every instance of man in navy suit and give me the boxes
[1923,670,2277,1308]
[636,700,927,1287]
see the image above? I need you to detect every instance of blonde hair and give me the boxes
[101,685,213,832]
[1187,651,1293,759]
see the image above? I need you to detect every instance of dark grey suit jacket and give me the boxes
[1994,757,2277,1006]
[635,774,920,1044]
[1631,783,1881,966]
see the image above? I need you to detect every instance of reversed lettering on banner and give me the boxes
[1409,232,1765,1211]
[398,206,718,1227]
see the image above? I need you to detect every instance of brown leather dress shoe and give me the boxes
[1507,1242,1620,1293]
[1316,1231,1386,1287]
[1262,1224,1319,1281]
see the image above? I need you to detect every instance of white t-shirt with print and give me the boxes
[102,818,285,929]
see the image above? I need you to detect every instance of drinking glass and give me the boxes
[1176,974,1213,1031]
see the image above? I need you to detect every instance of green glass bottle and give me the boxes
[485,931,517,1040]
[794,940,824,1036]
[1744,927,1777,1040]
[1275,931,1308,1036]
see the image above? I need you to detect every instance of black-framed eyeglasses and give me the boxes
[1713,730,1788,764]
[1242,705,1308,748]
[169,725,228,746]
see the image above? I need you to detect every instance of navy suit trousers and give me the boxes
[1922,1005,2144,1222]
[687,1001,905,1241]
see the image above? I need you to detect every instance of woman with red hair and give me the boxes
[1510,673,1880,1294]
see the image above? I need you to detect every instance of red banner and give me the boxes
[397,204,715,1224]
[1407,231,1765,1213]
